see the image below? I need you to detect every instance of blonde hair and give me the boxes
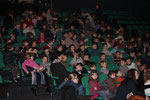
[68,73,77,80]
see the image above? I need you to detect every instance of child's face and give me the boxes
[80,45,85,51]
[136,61,141,66]
[83,55,89,61]
[90,65,96,70]
[72,76,79,84]
[76,65,83,71]
[116,52,120,58]
[62,55,67,61]
[110,73,116,79]
[91,73,98,80]
[116,70,123,77]
[100,54,106,60]
[130,52,135,57]
[58,46,63,51]
[92,44,97,49]
[31,56,34,60]
[103,44,107,49]
[120,60,126,67]
[42,57,48,63]
[126,59,131,65]
[49,42,53,46]
[101,62,107,68]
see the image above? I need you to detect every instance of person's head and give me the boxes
[26,53,34,60]
[135,59,142,67]
[70,25,75,31]
[102,43,108,49]
[31,40,37,47]
[130,51,136,58]
[126,57,131,65]
[29,24,34,29]
[96,3,100,9]
[68,31,73,38]
[10,33,16,40]
[115,51,121,58]
[73,51,79,58]
[93,38,99,43]
[115,69,123,77]
[139,64,146,72]
[62,53,67,62]
[80,32,85,38]
[6,43,14,51]
[43,46,49,53]
[89,62,96,71]
[100,53,106,61]
[100,60,107,68]
[48,40,54,46]
[56,44,63,52]
[60,39,66,45]
[92,43,98,50]
[74,63,83,71]
[15,23,21,29]
[47,9,51,14]
[118,39,123,44]
[81,12,86,17]
[68,73,78,84]
[113,44,119,50]
[120,58,126,67]
[89,70,99,81]
[108,71,116,79]
[69,44,76,52]
[56,52,63,61]
[42,56,48,64]
[80,44,85,51]
[39,32,45,38]
[92,33,97,38]
[126,69,139,80]
[83,54,90,61]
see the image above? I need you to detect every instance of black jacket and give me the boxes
[50,62,70,86]
[3,50,16,67]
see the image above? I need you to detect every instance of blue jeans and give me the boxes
[92,90,112,100]
[31,70,45,85]
[59,81,85,96]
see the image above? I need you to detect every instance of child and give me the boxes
[100,53,106,61]
[90,43,99,56]
[115,69,124,87]
[40,56,51,75]
[100,60,109,75]
[40,56,51,93]
[126,57,138,70]
[113,51,121,66]
[61,53,69,68]
[89,70,112,100]
[70,51,83,66]
[103,71,117,94]
[47,39,54,52]
[37,32,47,46]
[72,63,88,83]
[88,62,97,73]
[102,43,112,57]
[22,53,45,86]
[83,54,91,65]
[129,51,136,62]
[119,58,129,76]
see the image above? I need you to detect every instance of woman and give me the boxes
[115,69,143,100]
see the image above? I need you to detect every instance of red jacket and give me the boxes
[89,80,102,95]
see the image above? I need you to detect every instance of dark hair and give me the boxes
[89,70,99,82]
[122,69,137,86]
[108,70,115,77]
[121,58,126,62]
[89,62,96,68]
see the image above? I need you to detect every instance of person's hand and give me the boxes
[37,69,40,72]
[94,87,97,90]
[26,72,29,74]
[64,78,69,81]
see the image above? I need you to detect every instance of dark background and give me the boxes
[0,0,150,24]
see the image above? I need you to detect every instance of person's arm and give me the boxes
[89,80,97,94]
[32,60,40,70]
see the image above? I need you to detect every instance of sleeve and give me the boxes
[89,80,96,94]
[129,80,139,95]
[32,61,40,69]
[22,61,28,73]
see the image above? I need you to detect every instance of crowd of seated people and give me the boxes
[0,3,150,100]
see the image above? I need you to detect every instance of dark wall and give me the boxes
[53,0,150,24]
